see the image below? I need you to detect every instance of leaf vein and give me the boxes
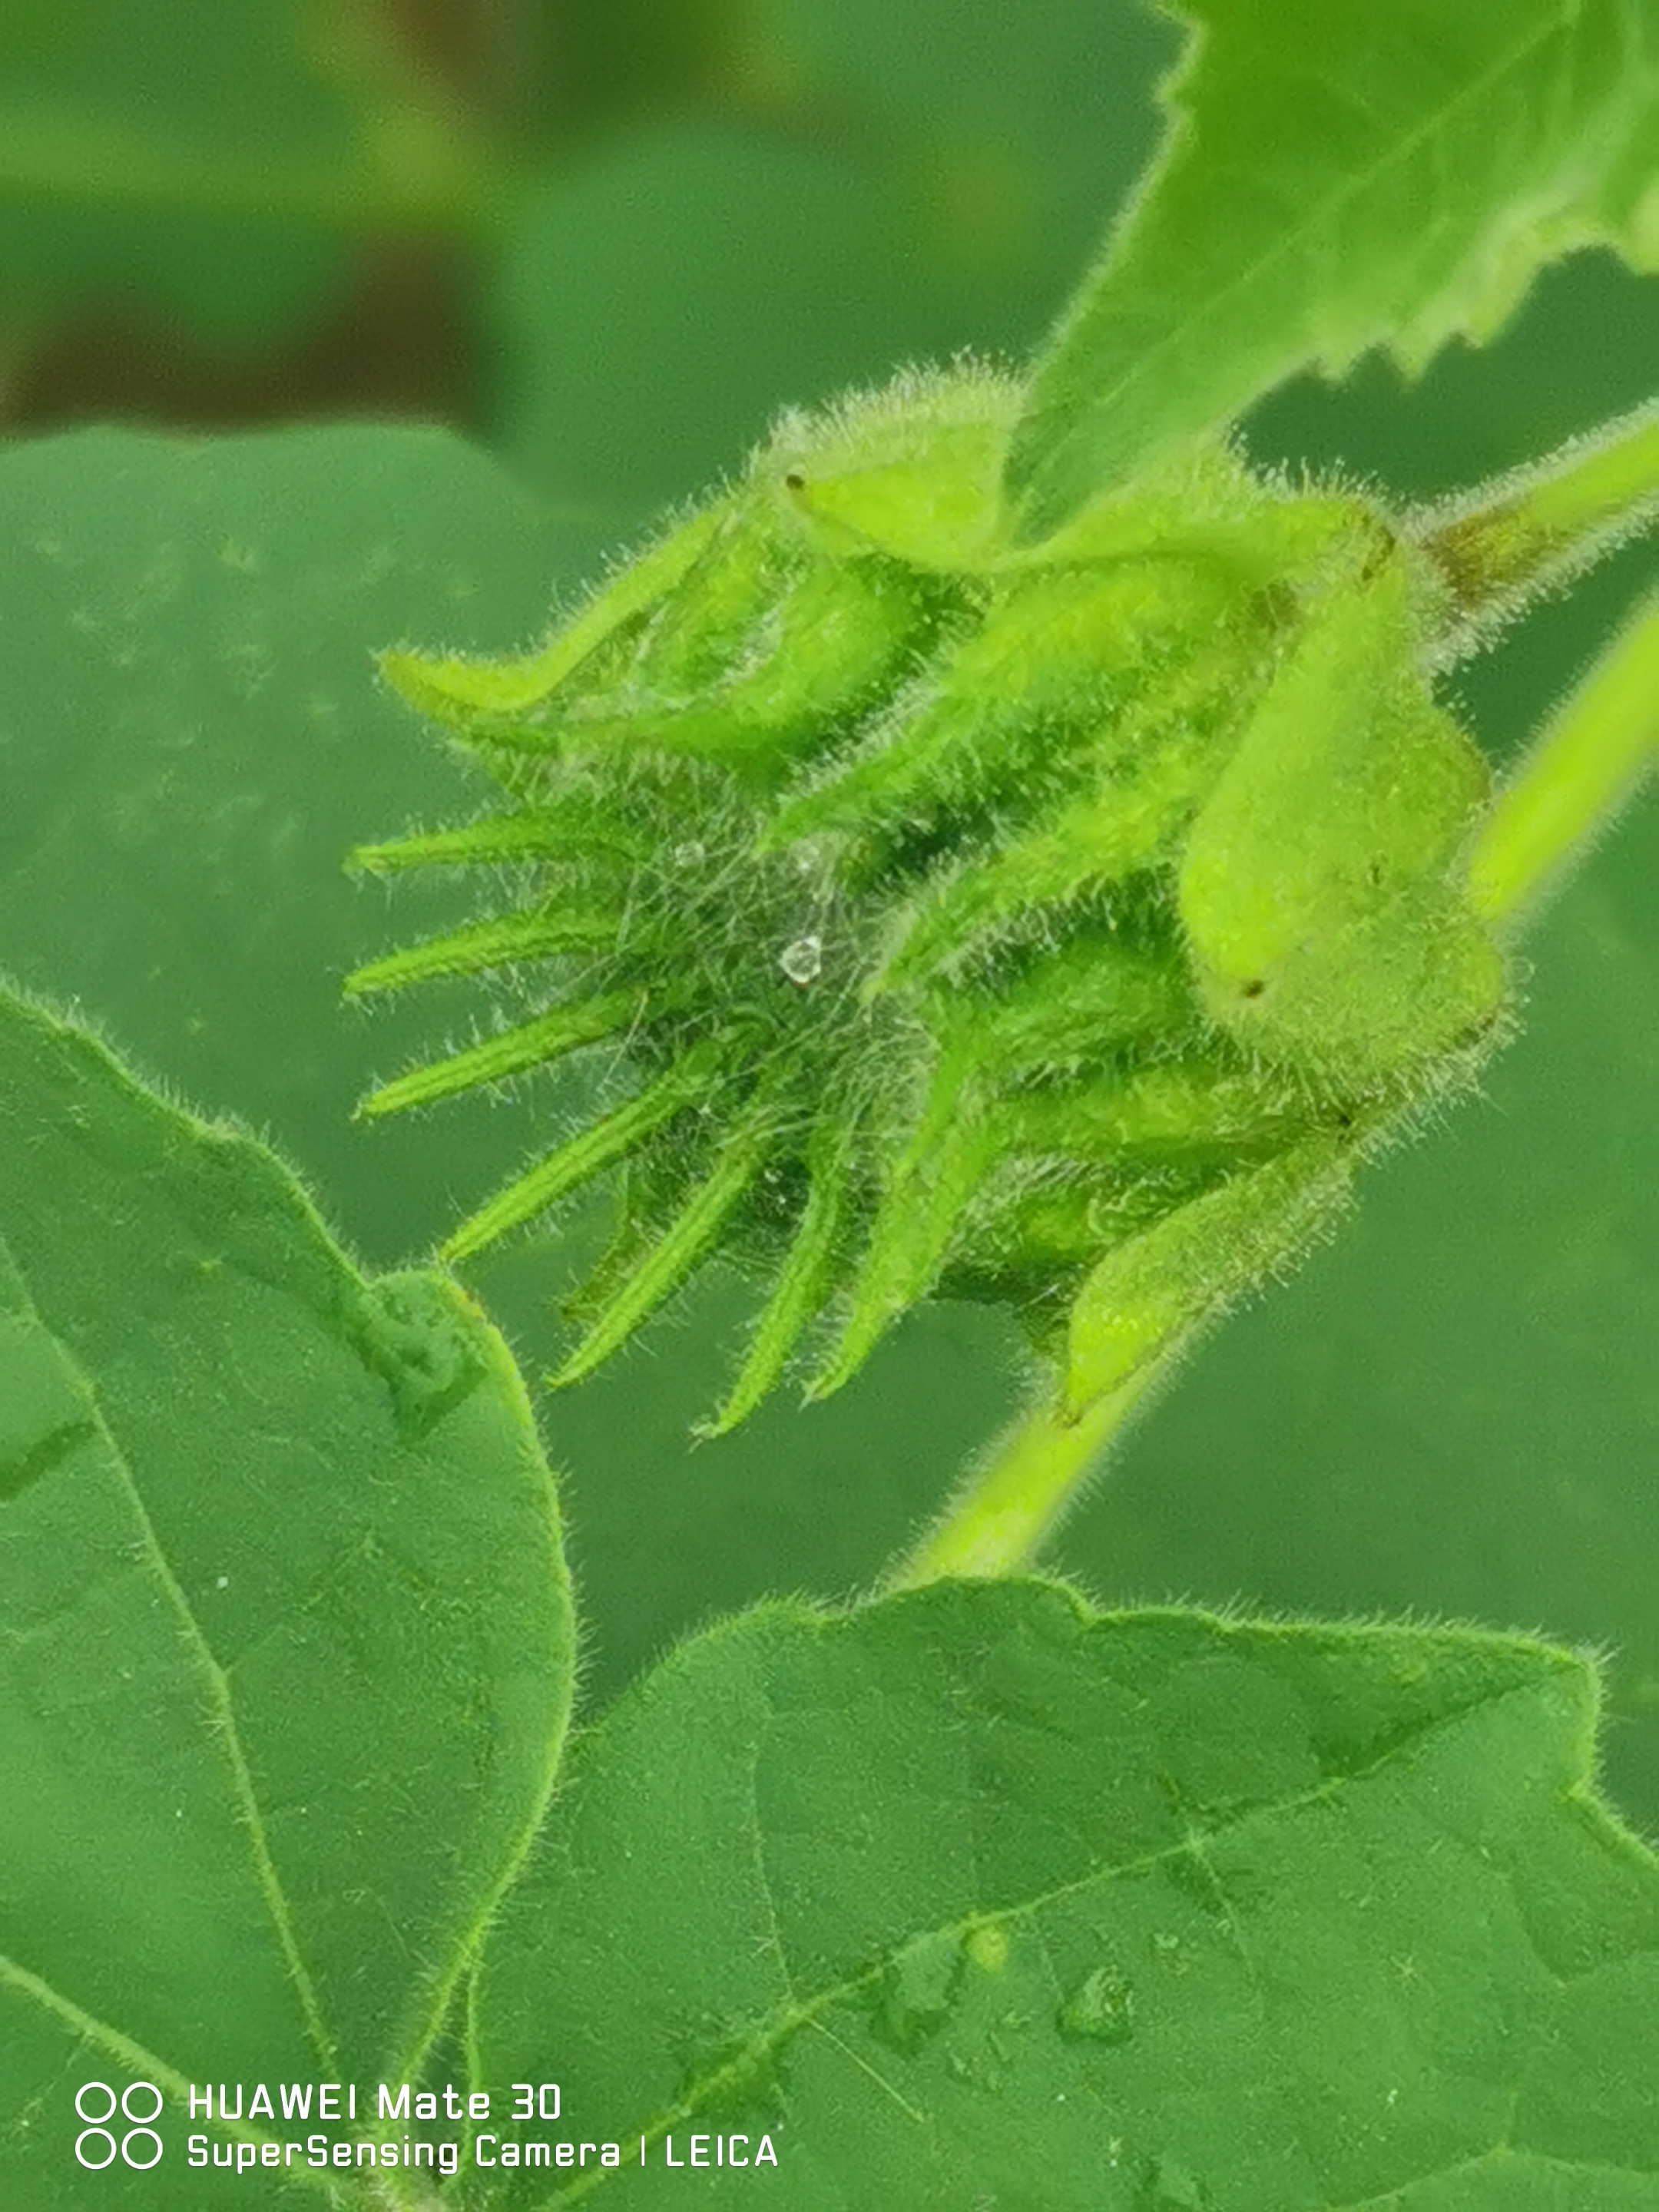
[2,1256,338,2075]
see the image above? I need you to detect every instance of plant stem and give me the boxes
[1469,591,1659,926]
[1409,397,1659,639]
[886,1353,1174,1588]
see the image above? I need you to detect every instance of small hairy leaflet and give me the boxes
[349,366,1506,1429]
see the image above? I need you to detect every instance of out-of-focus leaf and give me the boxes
[476,1581,1659,2206]
[1007,0,1659,538]
[0,985,573,2197]
[0,0,387,349]
[492,0,1169,512]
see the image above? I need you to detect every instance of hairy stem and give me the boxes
[1469,591,1659,926]
[1409,397,1659,641]
[886,1353,1174,1588]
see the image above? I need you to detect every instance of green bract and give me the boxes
[351,366,1507,1429]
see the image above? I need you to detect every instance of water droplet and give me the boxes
[868,1930,963,2054]
[779,933,823,985]
[672,839,706,868]
[1056,1965,1134,2045]
[1136,2154,1214,2209]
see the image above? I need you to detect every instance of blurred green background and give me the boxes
[2,0,1656,1828]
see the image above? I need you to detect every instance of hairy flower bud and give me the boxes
[349,365,1507,1429]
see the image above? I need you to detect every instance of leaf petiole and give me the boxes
[1409,397,1659,642]
[1468,589,1659,927]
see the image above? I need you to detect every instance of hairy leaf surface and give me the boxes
[0,988,573,2202]
[476,1582,1659,2207]
[1008,0,1659,538]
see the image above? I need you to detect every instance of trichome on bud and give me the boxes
[348,365,1508,1430]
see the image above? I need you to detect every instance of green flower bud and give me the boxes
[349,365,1508,1429]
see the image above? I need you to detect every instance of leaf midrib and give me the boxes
[0,1229,338,2078]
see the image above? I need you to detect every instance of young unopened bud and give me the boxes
[349,365,1507,1429]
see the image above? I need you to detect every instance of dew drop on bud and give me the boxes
[779,933,823,985]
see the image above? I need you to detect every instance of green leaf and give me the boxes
[0,423,609,1270]
[0,987,573,2194]
[476,1581,1659,2207]
[1007,0,1659,539]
